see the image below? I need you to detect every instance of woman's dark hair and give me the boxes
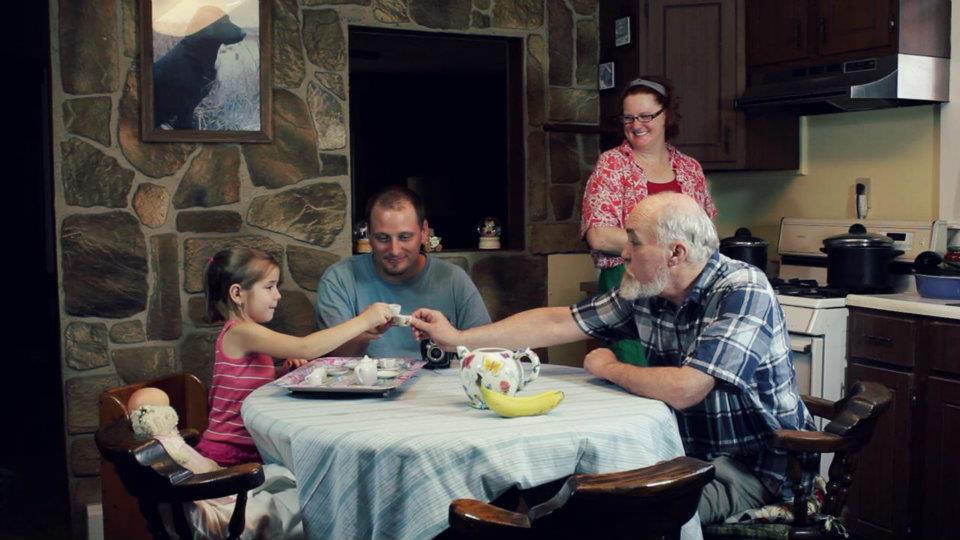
[204,247,280,323]
[620,75,681,141]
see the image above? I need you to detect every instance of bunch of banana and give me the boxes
[479,385,564,418]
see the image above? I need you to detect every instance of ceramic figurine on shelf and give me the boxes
[477,217,501,250]
[425,227,443,252]
[354,220,371,253]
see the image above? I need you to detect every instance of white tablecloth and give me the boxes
[243,363,701,540]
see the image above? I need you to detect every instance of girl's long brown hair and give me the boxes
[204,247,280,323]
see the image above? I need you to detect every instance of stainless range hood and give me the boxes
[737,54,949,114]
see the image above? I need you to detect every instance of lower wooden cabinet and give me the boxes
[845,308,960,539]
[921,376,960,540]
[844,362,913,538]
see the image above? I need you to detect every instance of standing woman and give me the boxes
[580,76,717,367]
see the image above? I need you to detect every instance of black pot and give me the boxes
[720,227,768,272]
[819,224,905,292]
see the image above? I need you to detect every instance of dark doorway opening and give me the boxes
[0,2,70,539]
[349,27,524,251]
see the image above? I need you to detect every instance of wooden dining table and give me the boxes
[242,362,702,540]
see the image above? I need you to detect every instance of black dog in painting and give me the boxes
[152,6,246,129]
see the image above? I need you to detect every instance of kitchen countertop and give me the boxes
[845,292,960,320]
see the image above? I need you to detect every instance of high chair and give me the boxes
[97,373,209,539]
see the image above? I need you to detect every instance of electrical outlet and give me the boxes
[855,177,871,219]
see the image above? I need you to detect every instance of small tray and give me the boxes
[276,357,425,395]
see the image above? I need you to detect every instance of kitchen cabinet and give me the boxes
[745,0,808,67]
[599,0,798,170]
[846,308,960,539]
[747,0,903,67]
[816,0,893,57]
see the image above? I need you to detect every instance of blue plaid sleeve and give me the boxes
[683,282,776,394]
[571,289,642,342]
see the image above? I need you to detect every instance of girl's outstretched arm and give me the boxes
[228,303,395,360]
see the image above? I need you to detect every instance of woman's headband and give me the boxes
[624,78,666,97]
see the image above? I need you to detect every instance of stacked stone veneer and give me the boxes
[52,0,599,527]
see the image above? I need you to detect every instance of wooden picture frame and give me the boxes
[139,0,272,143]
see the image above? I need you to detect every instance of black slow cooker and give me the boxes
[719,228,768,273]
[819,224,904,293]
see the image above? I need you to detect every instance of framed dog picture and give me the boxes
[140,0,272,142]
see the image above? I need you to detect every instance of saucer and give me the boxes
[326,367,349,376]
[377,370,400,379]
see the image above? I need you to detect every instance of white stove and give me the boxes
[773,218,946,478]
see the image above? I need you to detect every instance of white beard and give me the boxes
[618,265,669,301]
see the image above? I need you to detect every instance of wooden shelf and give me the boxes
[542,123,619,134]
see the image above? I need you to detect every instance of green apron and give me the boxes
[597,264,648,367]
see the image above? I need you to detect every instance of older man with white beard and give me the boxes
[410,192,817,525]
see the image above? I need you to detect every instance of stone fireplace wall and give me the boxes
[51,0,599,527]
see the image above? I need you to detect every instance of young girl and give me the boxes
[196,247,394,466]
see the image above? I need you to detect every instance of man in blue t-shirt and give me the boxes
[315,186,491,358]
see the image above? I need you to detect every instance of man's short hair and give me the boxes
[650,195,719,263]
[365,186,426,227]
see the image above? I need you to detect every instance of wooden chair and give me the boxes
[703,380,894,540]
[98,373,209,540]
[448,456,715,540]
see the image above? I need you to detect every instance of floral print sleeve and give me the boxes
[580,147,632,238]
[672,151,718,219]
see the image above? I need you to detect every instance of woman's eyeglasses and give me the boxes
[618,108,665,124]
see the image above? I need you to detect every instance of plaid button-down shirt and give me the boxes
[571,251,816,498]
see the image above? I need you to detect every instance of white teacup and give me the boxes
[304,366,326,385]
[388,304,409,325]
[379,358,399,370]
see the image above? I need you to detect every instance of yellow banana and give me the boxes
[479,385,564,418]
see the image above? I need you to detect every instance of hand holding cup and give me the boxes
[388,303,412,326]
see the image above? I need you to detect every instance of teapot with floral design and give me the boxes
[457,346,540,409]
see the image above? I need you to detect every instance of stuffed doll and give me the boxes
[126,388,304,540]
[128,388,221,475]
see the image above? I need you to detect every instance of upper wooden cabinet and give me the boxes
[647,0,740,164]
[816,0,893,57]
[746,0,951,68]
[746,0,809,66]
[599,0,798,170]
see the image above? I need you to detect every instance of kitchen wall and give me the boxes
[50,0,600,532]
[546,253,596,366]
[709,105,940,263]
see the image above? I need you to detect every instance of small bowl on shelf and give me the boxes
[915,273,960,300]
